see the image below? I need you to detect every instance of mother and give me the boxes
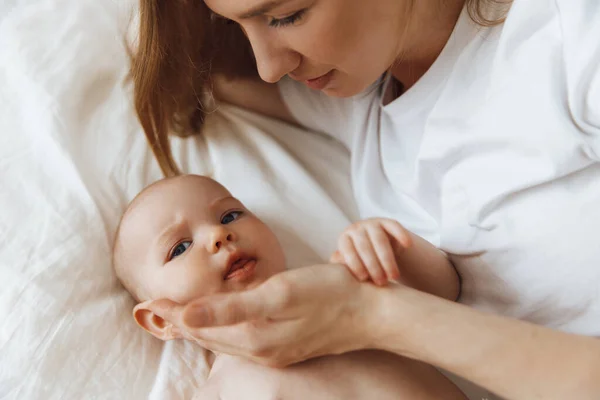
[133,0,600,398]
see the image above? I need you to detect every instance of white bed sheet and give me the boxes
[0,1,498,399]
[0,0,357,398]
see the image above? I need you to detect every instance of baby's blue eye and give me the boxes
[169,241,192,260]
[221,211,243,225]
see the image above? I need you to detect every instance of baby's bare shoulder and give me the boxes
[205,352,367,400]
[205,351,467,400]
[203,355,283,400]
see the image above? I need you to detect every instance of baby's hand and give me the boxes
[330,218,411,286]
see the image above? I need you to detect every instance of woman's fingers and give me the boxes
[147,281,282,331]
[339,234,369,281]
[190,321,298,367]
[367,225,400,281]
[350,229,387,286]
[186,324,267,359]
[146,298,186,327]
[181,281,284,329]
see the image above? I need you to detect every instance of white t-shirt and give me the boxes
[279,0,600,335]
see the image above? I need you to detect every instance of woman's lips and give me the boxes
[224,259,257,282]
[304,70,334,90]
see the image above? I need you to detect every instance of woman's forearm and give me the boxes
[370,286,600,400]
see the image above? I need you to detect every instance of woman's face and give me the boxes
[205,0,409,97]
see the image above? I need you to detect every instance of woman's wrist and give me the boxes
[362,283,455,362]
[359,283,421,356]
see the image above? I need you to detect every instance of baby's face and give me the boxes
[118,175,286,304]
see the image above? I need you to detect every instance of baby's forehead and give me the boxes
[145,175,229,198]
[122,175,235,234]
[135,175,229,208]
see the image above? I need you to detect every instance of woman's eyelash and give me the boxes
[269,9,306,28]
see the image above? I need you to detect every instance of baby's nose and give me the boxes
[208,226,235,253]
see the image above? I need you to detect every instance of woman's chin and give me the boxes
[322,81,372,98]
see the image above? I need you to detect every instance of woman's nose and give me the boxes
[207,226,235,254]
[246,30,299,83]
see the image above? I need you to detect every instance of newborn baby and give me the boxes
[113,174,466,399]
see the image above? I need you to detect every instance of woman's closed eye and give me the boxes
[221,210,243,225]
[168,240,192,261]
[268,9,306,28]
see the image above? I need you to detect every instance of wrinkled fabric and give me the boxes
[0,1,357,398]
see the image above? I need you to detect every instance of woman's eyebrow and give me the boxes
[238,0,291,19]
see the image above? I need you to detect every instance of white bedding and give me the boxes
[0,0,358,398]
[0,1,496,399]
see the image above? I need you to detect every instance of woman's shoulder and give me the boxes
[553,0,598,24]
[491,0,599,132]
[553,0,599,50]
[499,0,597,47]
[552,0,600,69]
[554,0,600,153]
[550,0,600,136]
[506,0,598,59]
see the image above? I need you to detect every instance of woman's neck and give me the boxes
[390,0,465,91]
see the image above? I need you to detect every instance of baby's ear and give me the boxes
[133,301,183,341]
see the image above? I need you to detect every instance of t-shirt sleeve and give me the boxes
[557,0,600,159]
[278,77,359,148]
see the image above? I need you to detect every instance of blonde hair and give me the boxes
[131,0,510,177]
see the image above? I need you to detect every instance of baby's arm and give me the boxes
[331,218,460,301]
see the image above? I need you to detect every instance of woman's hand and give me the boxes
[147,261,600,400]
[147,263,381,367]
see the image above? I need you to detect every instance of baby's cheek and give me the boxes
[162,266,221,304]
[255,225,287,274]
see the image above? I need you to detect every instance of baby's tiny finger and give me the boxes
[351,232,387,285]
[339,235,369,281]
[381,219,412,249]
[367,226,400,281]
[329,250,344,264]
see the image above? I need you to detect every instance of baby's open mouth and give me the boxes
[224,257,258,281]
